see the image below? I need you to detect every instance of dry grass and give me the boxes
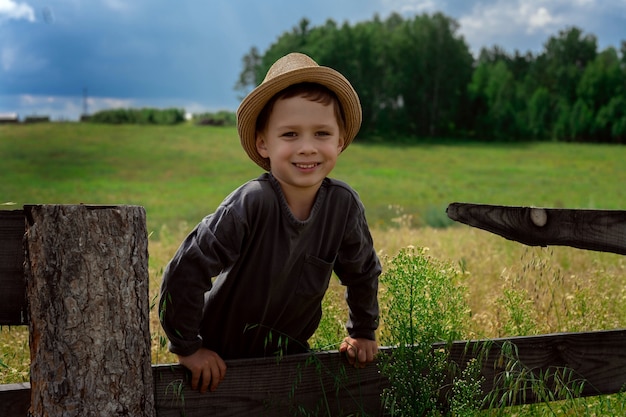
[375,224,626,336]
[2,223,625,385]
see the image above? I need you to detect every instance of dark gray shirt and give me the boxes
[159,173,380,359]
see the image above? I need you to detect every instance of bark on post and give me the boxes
[24,205,155,417]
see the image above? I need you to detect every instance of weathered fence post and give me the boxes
[24,205,155,417]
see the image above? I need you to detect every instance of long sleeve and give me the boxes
[335,199,381,340]
[159,206,246,356]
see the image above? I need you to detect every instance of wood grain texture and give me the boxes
[447,203,626,254]
[437,329,626,406]
[153,350,388,417]
[0,383,30,417]
[0,210,26,325]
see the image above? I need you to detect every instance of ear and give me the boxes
[337,136,345,154]
[256,134,269,158]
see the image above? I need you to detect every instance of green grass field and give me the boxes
[2,123,624,234]
[2,124,626,416]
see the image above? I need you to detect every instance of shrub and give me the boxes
[193,110,236,126]
[378,246,477,416]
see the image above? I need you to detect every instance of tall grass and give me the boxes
[2,124,626,415]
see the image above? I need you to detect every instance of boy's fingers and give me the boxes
[209,368,220,392]
[353,348,366,368]
[341,339,360,365]
[341,337,377,368]
[209,362,226,392]
[190,369,201,391]
[179,349,227,393]
[344,345,359,366]
[340,338,353,350]
[200,368,211,393]
[219,360,227,380]
[346,346,365,368]
[358,348,366,363]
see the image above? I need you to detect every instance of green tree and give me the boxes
[234,46,262,99]
[578,48,623,110]
[468,61,521,140]
[234,14,626,144]
[534,27,597,141]
[552,98,572,140]
[297,17,390,137]
[540,27,598,101]
[478,46,535,84]
[260,18,313,78]
[387,13,473,138]
[576,47,624,141]
[569,98,594,140]
[527,87,552,140]
[596,96,626,143]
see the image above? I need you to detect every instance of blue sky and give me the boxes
[1,0,625,121]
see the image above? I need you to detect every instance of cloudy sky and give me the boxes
[1,0,625,120]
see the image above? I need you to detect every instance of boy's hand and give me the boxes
[177,348,227,393]
[340,337,378,368]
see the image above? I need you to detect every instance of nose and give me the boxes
[297,135,317,154]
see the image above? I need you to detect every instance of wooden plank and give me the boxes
[446,203,626,255]
[437,329,626,407]
[0,210,27,325]
[0,383,30,417]
[153,350,388,417]
[3,330,626,415]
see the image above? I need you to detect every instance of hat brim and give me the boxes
[237,66,362,171]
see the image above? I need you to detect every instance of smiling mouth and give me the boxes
[294,163,319,169]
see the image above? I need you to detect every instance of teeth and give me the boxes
[295,163,316,169]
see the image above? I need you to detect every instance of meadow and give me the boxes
[1,123,626,414]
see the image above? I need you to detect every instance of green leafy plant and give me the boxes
[449,358,485,416]
[377,246,475,416]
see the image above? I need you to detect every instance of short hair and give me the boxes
[255,82,346,137]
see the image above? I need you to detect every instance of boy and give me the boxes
[159,52,381,393]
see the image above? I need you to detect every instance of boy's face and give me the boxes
[256,95,344,194]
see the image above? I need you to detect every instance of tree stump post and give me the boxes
[24,205,155,417]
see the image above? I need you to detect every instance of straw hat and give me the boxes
[236,52,362,171]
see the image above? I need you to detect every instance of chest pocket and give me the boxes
[295,254,334,297]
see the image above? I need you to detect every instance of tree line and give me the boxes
[235,13,626,143]
[88,108,185,125]
[87,108,237,127]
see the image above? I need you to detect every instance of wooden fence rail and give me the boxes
[446,203,626,255]
[1,350,388,417]
[3,330,626,416]
[0,210,27,325]
[1,204,625,416]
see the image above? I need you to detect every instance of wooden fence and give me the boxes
[1,204,625,416]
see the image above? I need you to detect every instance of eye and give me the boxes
[281,131,297,138]
[316,131,331,137]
